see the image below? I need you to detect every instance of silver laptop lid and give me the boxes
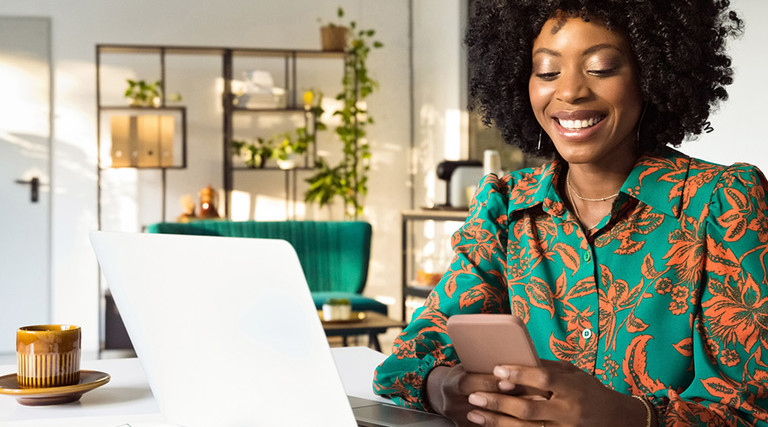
[90,231,357,427]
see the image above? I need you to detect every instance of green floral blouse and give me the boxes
[373,148,768,426]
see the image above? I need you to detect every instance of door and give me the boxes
[0,17,52,353]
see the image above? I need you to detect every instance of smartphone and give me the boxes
[447,314,541,374]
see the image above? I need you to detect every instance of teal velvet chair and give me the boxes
[144,220,387,315]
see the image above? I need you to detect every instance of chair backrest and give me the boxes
[145,220,372,294]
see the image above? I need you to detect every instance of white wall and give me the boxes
[412,0,468,208]
[0,0,411,351]
[679,1,768,172]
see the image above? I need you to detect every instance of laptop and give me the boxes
[90,231,453,427]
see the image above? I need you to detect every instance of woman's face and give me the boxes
[529,15,643,168]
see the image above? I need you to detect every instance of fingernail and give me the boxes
[494,366,509,378]
[468,393,487,407]
[498,380,515,391]
[467,411,486,425]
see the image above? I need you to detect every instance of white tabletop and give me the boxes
[0,346,389,426]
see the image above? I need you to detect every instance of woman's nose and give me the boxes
[555,72,590,103]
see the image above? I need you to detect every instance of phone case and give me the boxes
[447,314,541,374]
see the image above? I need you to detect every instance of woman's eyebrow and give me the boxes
[533,43,622,57]
[582,43,622,55]
[532,47,560,57]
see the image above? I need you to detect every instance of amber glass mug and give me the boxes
[16,325,81,388]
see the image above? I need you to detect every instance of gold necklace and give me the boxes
[567,183,600,231]
[566,170,620,202]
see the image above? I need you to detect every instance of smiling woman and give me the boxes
[528,15,644,231]
[372,1,768,426]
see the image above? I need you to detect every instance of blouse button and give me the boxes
[583,251,592,262]
[581,328,593,340]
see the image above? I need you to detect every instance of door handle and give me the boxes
[14,177,40,203]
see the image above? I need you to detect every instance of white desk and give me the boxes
[0,347,389,426]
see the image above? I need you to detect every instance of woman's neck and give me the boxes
[566,163,633,200]
[562,151,638,234]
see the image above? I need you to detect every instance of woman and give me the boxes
[373,1,768,426]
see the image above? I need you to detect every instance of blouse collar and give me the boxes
[507,147,691,219]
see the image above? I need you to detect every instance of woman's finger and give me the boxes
[455,371,509,395]
[468,392,556,423]
[493,360,574,394]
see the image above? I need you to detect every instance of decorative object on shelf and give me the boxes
[416,269,444,288]
[101,107,187,169]
[197,185,220,219]
[176,195,196,223]
[232,70,286,109]
[109,114,174,167]
[306,10,383,218]
[319,7,349,51]
[124,79,181,107]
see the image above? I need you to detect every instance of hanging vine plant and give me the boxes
[305,7,383,218]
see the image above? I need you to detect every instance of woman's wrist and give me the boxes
[425,366,450,415]
[631,394,657,427]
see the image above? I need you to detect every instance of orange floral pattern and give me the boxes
[372,148,768,425]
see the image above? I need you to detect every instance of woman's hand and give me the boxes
[426,364,506,426]
[463,360,654,427]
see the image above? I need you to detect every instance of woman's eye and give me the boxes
[588,68,617,77]
[535,72,559,81]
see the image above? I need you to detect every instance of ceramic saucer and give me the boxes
[0,370,110,406]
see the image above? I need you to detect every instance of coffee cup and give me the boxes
[17,324,81,388]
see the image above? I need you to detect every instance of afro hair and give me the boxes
[466,0,744,157]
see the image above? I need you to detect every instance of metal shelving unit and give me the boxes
[401,209,468,321]
[95,43,351,351]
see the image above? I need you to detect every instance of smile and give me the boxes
[556,115,605,130]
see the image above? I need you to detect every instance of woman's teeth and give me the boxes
[558,116,604,130]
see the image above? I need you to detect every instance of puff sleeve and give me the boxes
[661,164,768,425]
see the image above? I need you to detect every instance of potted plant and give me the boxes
[232,137,274,168]
[272,90,325,169]
[305,10,383,218]
[124,79,182,107]
[272,129,308,169]
[319,7,349,52]
[322,297,352,321]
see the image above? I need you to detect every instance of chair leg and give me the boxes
[342,335,348,347]
[369,332,381,352]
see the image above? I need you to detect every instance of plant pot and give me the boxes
[320,26,348,52]
[276,155,299,170]
[322,302,352,321]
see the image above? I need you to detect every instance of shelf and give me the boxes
[100,166,186,171]
[97,43,348,59]
[232,107,308,113]
[232,166,315,171]
[402,209,468,222]
[98,105,186,111]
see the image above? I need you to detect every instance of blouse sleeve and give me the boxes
[371,174,512,410]
[662,163,768,425]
